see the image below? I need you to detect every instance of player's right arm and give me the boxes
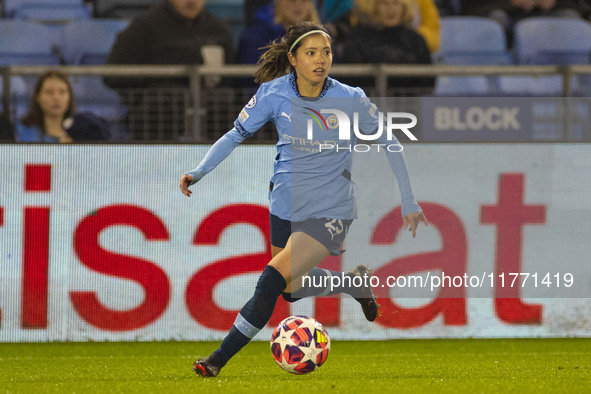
[180,87,273,197]
[180,128,246,197]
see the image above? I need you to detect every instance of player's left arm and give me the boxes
[380,136,428,238]
[355,91,428,237]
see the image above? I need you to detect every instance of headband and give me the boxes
[289,30,330,54]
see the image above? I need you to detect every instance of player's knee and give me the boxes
[281,292,299,303]
[254,265,287,301]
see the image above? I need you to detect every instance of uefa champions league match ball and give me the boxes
[270,315,330,374]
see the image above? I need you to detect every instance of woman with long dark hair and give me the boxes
[16,71,75,143]
[180,21,428,377]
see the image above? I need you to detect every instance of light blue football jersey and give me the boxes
[185,73,421,221]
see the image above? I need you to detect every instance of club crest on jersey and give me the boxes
[245,95,257,108]
[326,114,339,129]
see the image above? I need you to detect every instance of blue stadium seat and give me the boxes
[0,75,33,122]
[0,20,61,65]
[435,17,511,95]
[435,76,490,95]
[4,0,85,17]
[535,51,590,66]
[59,19,130,139]
[69,76,128,141]
[437,16,513,65]
[497,76,564,96]
[514,17,591,65]
[70,77,127,121]
[61,19,129,65]
[14,3,91,25]
[441,53,513,66]
[0,53,60,65]
[0,76,28,114]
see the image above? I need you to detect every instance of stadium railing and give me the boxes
[1,64,590,143]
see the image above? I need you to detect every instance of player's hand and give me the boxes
[179,174,195,197]
[402,211,429,238]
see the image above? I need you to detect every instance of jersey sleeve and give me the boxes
[184,128,246,184]
[354,87,382,136]
[355,88,422,217]
[184,85,274,183]
[233,85,274,138]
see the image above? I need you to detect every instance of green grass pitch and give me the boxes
[1,339,590,393]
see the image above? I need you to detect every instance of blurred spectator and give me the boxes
[414,0,441,52]
[16,71,109,143]
[237,0,320,64]
[326,0,373,59]
[245,0,274,25]
[461,0,584,47]
[104,0,234,141]
[320,0,355,21]
[340,0,434,90]
[329,0,439,57]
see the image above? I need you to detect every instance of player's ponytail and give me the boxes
[254,21,331,84]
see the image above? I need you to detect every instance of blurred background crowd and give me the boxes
[1,0,591,143]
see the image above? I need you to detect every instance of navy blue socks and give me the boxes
[211,265,287,367]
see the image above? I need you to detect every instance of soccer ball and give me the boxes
[270,315,330,374]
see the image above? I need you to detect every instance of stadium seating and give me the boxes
[61,19,129,64]
[3,0,85,17]
[69,76,126,122]
[0,75,31,123]
[434,17,511,95]
[435,76,490,96]
[59,19,130,138]
[437,16,513,65]
[0,20,61,65]
[497,76,564,96]
[205,0,244,44]
[0,76,27,105]
[514,17,591,65]
[14,3,91,25]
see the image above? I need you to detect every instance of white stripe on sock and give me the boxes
[233,313,261,339]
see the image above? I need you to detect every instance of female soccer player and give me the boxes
[180,21,427,377]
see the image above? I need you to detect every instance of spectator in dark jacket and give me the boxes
[341,0,434,91]
[104,0,234,141]
[16,70,110,143]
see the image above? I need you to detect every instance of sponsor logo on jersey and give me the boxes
[239,108,250,122]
